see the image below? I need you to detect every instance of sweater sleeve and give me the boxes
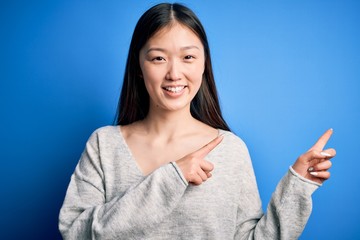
[233,139,320,239]
[58,131,188,240]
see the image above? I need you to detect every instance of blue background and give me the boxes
[1,0,359,239]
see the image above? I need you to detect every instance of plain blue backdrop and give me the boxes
[1,0,359,239]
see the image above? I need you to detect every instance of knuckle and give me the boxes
[194,176,203,185]
[189,156,197,162]
[298,154,308,163]
[309,150,318,158]
[194,156,202,162]
[209,161,214,168]
[317,160,332,170]
[189,169,197,177]
[204,161,214,170]
[192,180,200,185]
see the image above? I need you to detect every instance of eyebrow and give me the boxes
[146,45,200,54]
[181,45,200,51]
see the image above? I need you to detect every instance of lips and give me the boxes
[163,85,186,93]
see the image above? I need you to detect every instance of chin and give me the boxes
[162,102,191,112]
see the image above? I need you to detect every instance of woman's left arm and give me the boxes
[234,129,336,239]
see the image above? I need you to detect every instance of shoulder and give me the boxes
[218,129,248,151]
[82,126,129,164]
[92,125,120,135]
[215,129,252,164]
[214,130,255,179]
[86,125,122,146]
[90,125,120,137]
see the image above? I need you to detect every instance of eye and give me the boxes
[184,55,195,60]
[152,56,165,62]
[184,55,196,63]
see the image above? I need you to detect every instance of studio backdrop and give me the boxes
[1,0,359,239]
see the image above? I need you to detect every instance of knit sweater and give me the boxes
[59,126,320,239]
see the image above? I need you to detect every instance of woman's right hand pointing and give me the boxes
[175,135,223,185]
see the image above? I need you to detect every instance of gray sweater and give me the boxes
[59,126,320,239]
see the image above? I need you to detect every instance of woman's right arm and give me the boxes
[58,131,188,240]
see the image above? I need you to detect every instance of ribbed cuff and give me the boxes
[289,166,322,187]
[170,162,189,187]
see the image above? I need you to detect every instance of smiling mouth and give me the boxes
[163,86,186,93]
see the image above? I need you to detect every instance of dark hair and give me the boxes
[115,3,230,131]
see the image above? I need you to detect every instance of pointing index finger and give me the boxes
[309,128,333,151]
[194,135,224,158]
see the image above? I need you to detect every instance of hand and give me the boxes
[292,129,336,184]
[175,135,223,185]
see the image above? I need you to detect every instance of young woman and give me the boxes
[59,3,336,239]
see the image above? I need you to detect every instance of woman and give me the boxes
[59,3,335,239]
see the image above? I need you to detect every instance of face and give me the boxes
[139,22,205,114]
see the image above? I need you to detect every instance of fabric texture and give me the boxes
[59,126,320,239]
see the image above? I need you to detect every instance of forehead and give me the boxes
[145,22,203,48]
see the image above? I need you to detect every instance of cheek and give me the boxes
[143,77,158,95]
[190,64,205,88]
[141,66,162,88]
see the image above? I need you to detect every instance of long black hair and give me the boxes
[115,3,230,131]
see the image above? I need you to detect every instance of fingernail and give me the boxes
[309,172,318,176]
[320,152,332,157]
[308,167,314,172]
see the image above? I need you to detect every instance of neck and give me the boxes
[141,106,199,139]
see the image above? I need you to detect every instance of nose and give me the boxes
[165,60,182,81]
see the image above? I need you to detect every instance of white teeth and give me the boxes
[164,86,185,93]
